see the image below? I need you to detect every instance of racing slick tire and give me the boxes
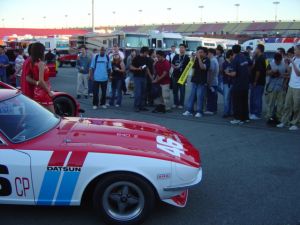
[92,173,155,225]
[53,95,76,116]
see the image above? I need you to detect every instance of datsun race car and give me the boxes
[0,89,202,225]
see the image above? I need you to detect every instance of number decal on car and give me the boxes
[0,164,12,196]
[156,136,184,157]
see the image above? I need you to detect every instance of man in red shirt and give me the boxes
[153,50,171,112]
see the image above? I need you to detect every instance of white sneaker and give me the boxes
[102,105,107,109]
[249,114,261,120]
[89,93,93,97]
[230,119,241,125]
[178,105,184,109]
[289,125,299,131]
[195,113,202,118]
[204,111,214,115]
[172,105,177,109]
[92,106,97,110]
[276,123,285,128]
[182,111,193,116]
[115,104,120,108]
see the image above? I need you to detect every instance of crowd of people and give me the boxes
[77,43,299,131]
[0,41,299,131]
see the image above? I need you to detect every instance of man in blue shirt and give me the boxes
[0,46,9,83]
[226,45,250,125]
[89,47,112,110]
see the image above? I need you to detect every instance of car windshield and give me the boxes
[0,94,60,143]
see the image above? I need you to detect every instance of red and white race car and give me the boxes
[0,88,202,225]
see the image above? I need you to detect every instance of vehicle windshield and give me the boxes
[125,34,149,48]
[186,41,201,51]
[0,94,60,143]
[164,38,182,48]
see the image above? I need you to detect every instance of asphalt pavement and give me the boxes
[1,67,300,225]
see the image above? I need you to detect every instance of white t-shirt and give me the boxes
[289,57,300,89]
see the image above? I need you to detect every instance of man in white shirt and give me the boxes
[166,45,177,63]
[14,49,25,88]
[277,44,300,131]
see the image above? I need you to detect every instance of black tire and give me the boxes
[93,173,155,225]
[53,95,76,116]
[71,62,76,67]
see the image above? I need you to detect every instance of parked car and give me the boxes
[0,87,202,225]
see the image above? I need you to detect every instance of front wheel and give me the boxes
[93,173,155,225]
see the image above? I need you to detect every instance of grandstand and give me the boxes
[103,20,300,37]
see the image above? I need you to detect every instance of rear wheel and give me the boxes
[53,95,76,116]
[93,173,155,225]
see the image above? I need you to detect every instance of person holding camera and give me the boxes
[130,47,152,112]
[183,47,210,118]
[265,53,289,125]
[109,53,126,107]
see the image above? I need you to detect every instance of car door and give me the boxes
[0,134,35,205]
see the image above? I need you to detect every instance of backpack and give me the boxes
[94,54,110,72]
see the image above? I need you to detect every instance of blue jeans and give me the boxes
[250,85,265,117]
[187,83,207,114]
[134,77,146,109]
[223,84,233,116]
[207,86,218,113]
[172,78,185,107]
[0,74,7,83]
[217,74,224,95]
[109,79,123,106]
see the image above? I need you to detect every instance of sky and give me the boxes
[0,0,299,28]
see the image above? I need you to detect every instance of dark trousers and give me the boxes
[207,86,218,113]
[93,81,107,106]
[109,79,123,106]
[172,78,185,106]
[232,89,249,121]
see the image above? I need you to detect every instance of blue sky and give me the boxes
[0,0,299,28]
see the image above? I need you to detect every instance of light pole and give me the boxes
[138,9,143,25]
[273,1,280,21]
[88,13,91,29]
[65,14,68,29]
[43,16,46,28]
[21,17,25,28]
[198,5,204,23]
[112,11,116,30]
[167,7,172,24]
[234,3,240,22]
[92,0,95,32]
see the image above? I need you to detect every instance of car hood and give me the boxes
[58,117,200,168]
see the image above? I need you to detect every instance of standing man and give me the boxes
[89,47,112,110]
[130,47,151,112]
[14,49,25,88]
[265,53,288,125]
[171,44,190,109]
[277,44,300,131]
[250,44,267,120]
[183,47,210,118]
[216,45,225,95]
[152,51,171,113]
[76,45,91,99]
[227,45,250,125]
[0,46,9,83]
[206,48,219,115]
[109,44,125,60]
[166,45,177,63]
